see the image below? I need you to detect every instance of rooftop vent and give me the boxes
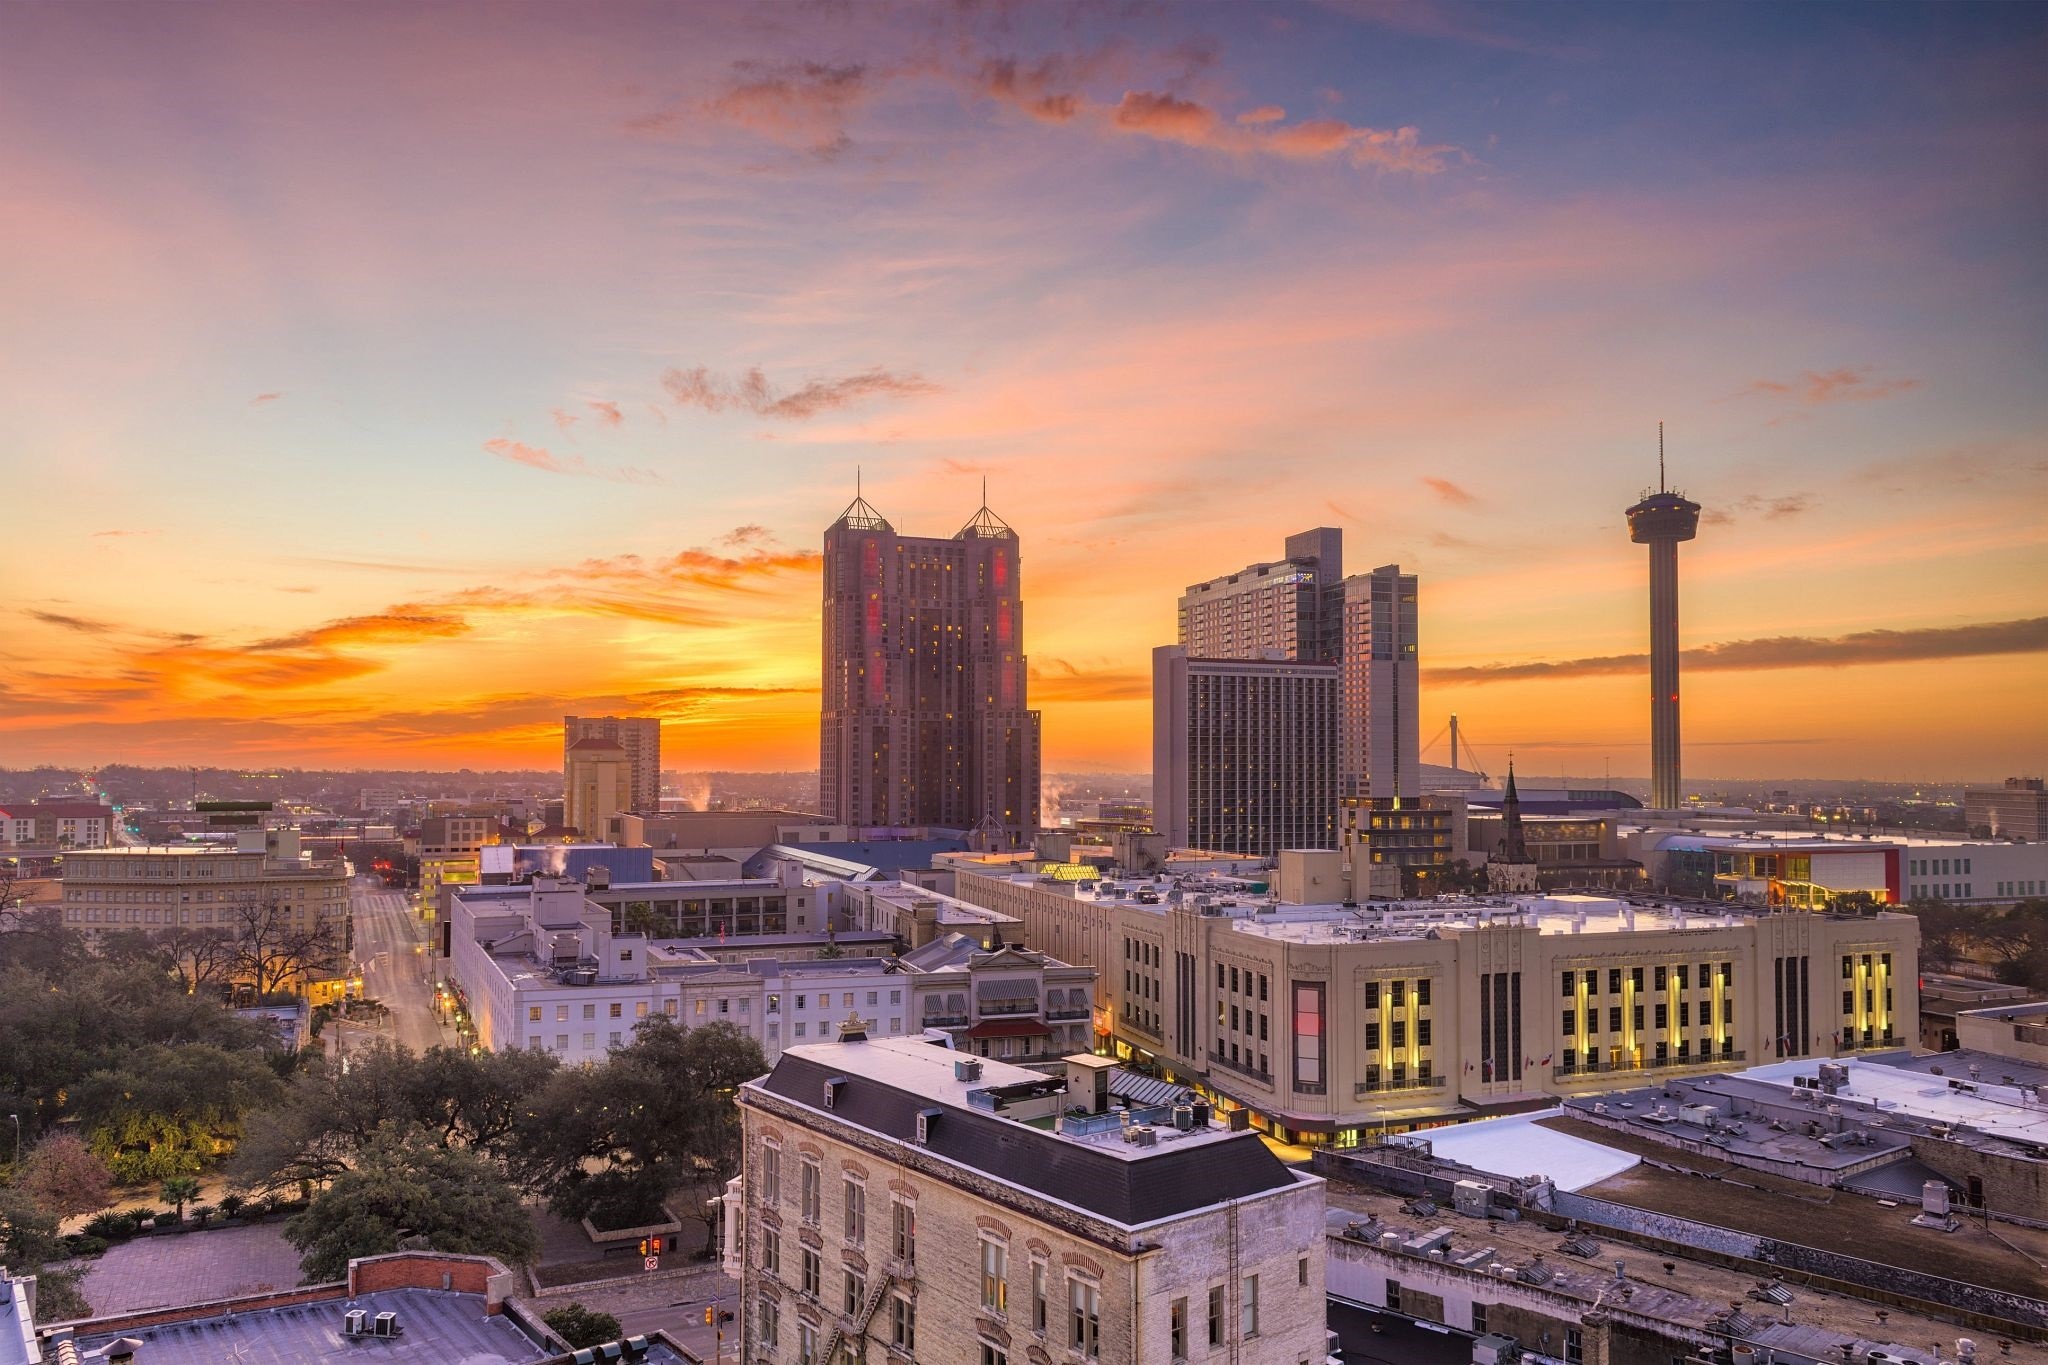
[954,1057,983,1082]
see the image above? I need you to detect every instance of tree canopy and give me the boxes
[284,1124,539,1282]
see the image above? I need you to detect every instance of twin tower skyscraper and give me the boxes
[818,488,1041,849]
[1155,529,1420,856]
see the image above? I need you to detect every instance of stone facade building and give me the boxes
[734,1036,1328,1365]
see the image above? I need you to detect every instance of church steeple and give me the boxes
[1501,759,1531,864]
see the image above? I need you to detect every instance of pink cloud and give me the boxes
[1237,105,1287,125]
[1424,476,1478,506]
[250,392,283,406]
[659,365,935,420]
[550,406,579,431]
[1741,367,1920,405]
[587,400,624,427]
[481,438,660,485]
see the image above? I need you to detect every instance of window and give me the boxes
[1298,1256,1310,1287]
[980,1345,1009,1365]
[800,1247,820,1297]
[1417,1018,1432,1047]
[759,1299,779,1351]
[844,1267,865,1317]
[760,1229,779,1276]
[583,1003,596,1020]
[1171,1297,1188,1358]
[528,1005,542,1021]
[1562,970,1576,997]
[1608,968,1622,994]
[891,1200,915,1263]
[1389,979,1405,1007]
[1241,1274,1259,1340]
[556,1005,569,1022]
[760,1143,781,1205]
[1562,1009,1576,1034]
[800,1160,820,1224]
[1655,1003,1668,1029]
[1031,1261,1048,1332]
[796,1322,815,1365]
[843,1178,865,1244]
[1365,1021,1380,1049]
[1207,1285,1225,1346]
[1069,1278,1100,1358]
[980,1238,1008,1311]
[891,1295,916,1351]
[1364,981,1379,1010]
[1609,1006,1622,1033]
[1565,1326,1584,1364]
[609,1001,623,1018]
[1471,1302,1488,1335]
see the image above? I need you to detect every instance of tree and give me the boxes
[0,1187,90,1320]
[17,1131,113,1220]
[225,895,342,995]
[284,1124,539,1282]
[520,1019,764,1235]
[544,1304,624,1349]
[1906,897,1988,974]
[161,1175,202,1220]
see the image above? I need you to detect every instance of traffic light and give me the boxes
[638,1238,651,1256]
[703,1306,715,1325]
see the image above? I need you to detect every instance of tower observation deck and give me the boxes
[1626,428,1700,812]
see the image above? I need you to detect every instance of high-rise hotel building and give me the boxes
[821,492,1041,849]
[1158,529,1419,856]
[563,715,662,813]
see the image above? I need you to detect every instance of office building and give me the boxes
[564,715,663,813]
[1625,431,1702,810]
[565,736,634,840]
[417,811,499,908]
[819,491,1041,848]
[734,1035,1328,1365]
[56,830,349,985]
[1177,525,1344,662]
[1152,646,1339,857]
[951,860,1919,1146]
[1337,565,1419,800]
[1171,530,1420,811]
[1967,776,2048,841]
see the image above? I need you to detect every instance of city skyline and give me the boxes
[4,2,2045,781]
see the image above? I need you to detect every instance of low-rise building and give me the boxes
[56,830,349,984]
[1967,776,2048,842]
[417,811,500,908]
[0,801,114,849]
[897,934,1100,1068]
[735,1035,1329,1365]
[839,878,1024,949]
[952,859,1920,1147]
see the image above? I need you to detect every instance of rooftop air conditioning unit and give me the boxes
[343,1309,367,1336]
[371,1311,400,1337]
[954,1058,982,1082]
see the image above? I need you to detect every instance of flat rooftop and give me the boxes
[1738,1054,2048,1153]
[70,1290,557,1365]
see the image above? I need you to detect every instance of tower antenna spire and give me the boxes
[1658,421,1666,493]
[857,464,862,499]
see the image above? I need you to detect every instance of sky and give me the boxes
[2,1,2044,784]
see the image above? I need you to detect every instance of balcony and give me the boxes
[920,1014,969,1029]
[1353,1076,1449,1096]
[1554,1050,1746,1080]
[979,1001,1040,1017]
[1047,1007,1092,1021]
[1209,1050,1273,1085]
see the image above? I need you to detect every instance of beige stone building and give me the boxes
[57,829,349,982]
[950,857,1919,1146]
[564,714,663,813]
[734,1035,1328,1365]
[565,736,634,840]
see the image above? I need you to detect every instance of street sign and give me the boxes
[643,1255,659,1272]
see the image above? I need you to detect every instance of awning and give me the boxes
[966,1018,1055,1039]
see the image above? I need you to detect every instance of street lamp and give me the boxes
[8,1113,20,1175]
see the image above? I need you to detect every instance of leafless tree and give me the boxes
[226,896,342,995]
[163,926,243,995]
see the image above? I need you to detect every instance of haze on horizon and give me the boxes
[3,1,2044,784]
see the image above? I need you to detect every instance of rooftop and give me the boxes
[748,1036,1310,1227]
[68,1290,554,1365]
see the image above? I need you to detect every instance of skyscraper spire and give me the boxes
[834,465,891,531]
[1501,757,1529,864]
[1659,420,1666,493]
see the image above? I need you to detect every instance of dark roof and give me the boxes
[70,1290,559,1365]
[965,1018,1054,1039]
[567,736,626,752]
[753,1051,1301,1226]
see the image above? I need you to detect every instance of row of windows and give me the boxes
[1365,978,1430,1009]
[1910,856,1972,876]
[1912,883,1972,901]
[1365,1019,1432,1048]
[1560,964,1733,996]
[1998,881,2043,897]
[1564,1001,1735,1033]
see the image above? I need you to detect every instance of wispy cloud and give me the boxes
[976,57,1455,171]
[660,60,873,156]
[1423,476,1478,507]
[1428,616,2048,684]
[550,407,580,431]
[250,392,283,406]
[587,400,624,427]
[1740,366,1919,406]
[481,437,661,485]
[25,610,118,634]
[659,365,936,420]
[1030,657,1150,702]
[90,529,157,538]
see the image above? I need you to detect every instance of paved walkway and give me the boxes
[76,1222,303,1315]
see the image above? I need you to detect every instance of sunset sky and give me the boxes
[3,1,2044,783]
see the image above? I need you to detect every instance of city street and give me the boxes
[345,877,451,1054]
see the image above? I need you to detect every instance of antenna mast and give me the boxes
[1658,421,1666,493]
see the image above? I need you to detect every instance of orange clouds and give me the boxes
[661,60,873,155]
[1423,476,1478,506]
